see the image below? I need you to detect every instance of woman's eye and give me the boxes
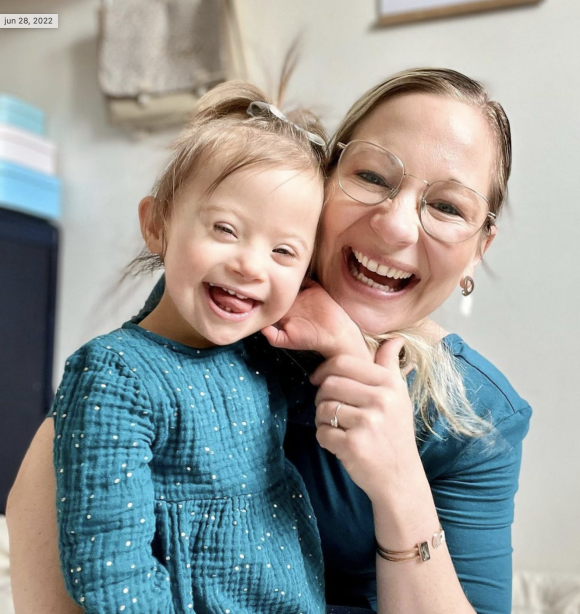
[356,170,391,188]
[273,246,296,258]
[429,201,462,217]
[214,223,236,236]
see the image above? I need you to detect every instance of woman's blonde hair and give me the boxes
[131,79,326,273]
[325,68,512,439]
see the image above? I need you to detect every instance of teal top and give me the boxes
[52,323,325,614]
[284,333,532,614]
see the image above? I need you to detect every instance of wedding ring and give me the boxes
[330,402,343,428]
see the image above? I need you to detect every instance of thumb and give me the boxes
[261,325,289,348]
[375,336,406,370]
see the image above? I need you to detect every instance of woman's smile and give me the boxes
[346,247,418,293]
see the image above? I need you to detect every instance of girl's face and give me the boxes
[142,163,323,348]
[317,92,497,334]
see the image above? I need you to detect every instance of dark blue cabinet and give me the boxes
[0,207,58,513]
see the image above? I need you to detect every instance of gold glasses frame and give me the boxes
[336,140,496,244]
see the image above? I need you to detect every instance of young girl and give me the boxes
[51,81,364,614]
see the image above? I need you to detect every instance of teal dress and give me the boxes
[52,323,325,614]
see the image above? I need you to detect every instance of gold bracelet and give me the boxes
[376,527,445,563]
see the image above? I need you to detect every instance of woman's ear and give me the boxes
[463,225,498,280]
[139,196,164,255]
[480,224,498,257]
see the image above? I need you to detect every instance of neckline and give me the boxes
[122,321,245,358]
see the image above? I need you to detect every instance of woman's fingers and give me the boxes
[315,400,375,431]
[375,336,406,369]
[299,277,321,291]
[313,374,382,410]
[260,324,289,348]
[315,423,349,456]
[310,338,407,387]
[311,354,389,387]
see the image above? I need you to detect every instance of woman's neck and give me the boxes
[414,318,449,344]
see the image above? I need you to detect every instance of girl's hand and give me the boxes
[261,279,370,360]
[310,337,420,501]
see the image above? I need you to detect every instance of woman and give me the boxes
[7,68,531,614]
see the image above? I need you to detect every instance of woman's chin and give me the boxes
[337,298,405,335]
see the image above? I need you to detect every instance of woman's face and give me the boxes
[317,92,497,334]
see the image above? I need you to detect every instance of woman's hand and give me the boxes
[261,279,370,360]
[310,337,420,501]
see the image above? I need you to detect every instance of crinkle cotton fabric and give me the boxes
[52,324,325,614]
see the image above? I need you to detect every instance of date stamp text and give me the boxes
[1,14,58,29]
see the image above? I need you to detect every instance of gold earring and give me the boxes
[461,276,474,297]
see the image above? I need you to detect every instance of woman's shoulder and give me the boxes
[419,333,532,479]
[443,333,531,421]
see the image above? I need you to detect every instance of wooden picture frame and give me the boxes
[377,0,543,27]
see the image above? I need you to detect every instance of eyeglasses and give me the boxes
[336,140,496,243]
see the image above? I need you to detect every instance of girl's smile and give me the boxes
[140,162,324,348]
[205,282,263,319]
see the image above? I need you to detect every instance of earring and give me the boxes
[461,276,474,297]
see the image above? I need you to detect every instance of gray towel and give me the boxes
[98,0,226,98]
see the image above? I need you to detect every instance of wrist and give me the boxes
[325,330,372,360]
[376,526,446,563]
[370,456,439,550]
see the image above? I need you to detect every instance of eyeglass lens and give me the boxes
[338,141,490,243]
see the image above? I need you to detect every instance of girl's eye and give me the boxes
[214,223,236,236]
[273,246,296,258]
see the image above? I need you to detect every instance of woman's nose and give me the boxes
[369,187,421,247]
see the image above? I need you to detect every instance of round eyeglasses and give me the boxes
[336,140,496,243]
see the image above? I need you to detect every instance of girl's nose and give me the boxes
[229,249,266,283]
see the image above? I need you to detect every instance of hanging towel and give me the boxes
[98,0,226,99]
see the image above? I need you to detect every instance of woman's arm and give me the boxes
[429,408,530,613]
[7,418,83,614]
[311,342,477,614]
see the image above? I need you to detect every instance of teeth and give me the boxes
[366,259,379,273]
[349,263,397,293]
[352,250,412,280]
[208,283,249,300]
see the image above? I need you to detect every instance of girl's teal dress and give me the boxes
[52,323,325,614]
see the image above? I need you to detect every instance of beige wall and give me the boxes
[1,0,578,575]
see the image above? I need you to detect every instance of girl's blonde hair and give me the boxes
[131,79,326,273]
[326,67,512,439]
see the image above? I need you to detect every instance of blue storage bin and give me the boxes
[0,95,45,136]
[0,161,60,220]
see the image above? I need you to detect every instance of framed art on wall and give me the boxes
[377,0,543,26]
